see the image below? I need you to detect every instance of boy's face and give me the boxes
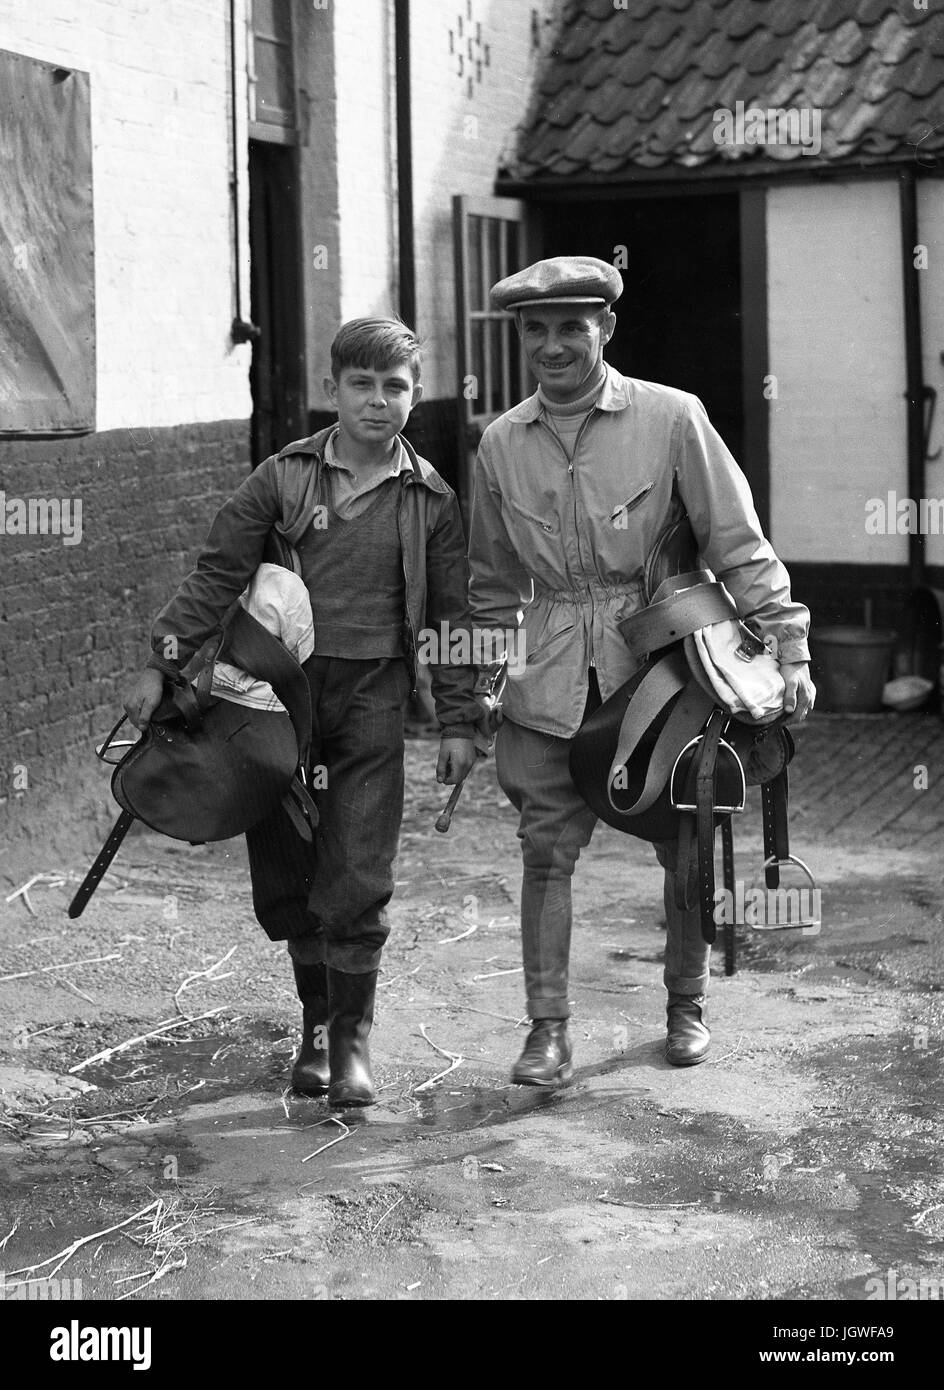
[325,362,423,448]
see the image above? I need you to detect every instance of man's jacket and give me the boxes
[468,367,811,740]
[148,427,480,736]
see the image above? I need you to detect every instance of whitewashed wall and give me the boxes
[0,0,253,431]
[767,179,907,564]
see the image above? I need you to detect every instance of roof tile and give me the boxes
[505,0,944,182]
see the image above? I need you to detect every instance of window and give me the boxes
[248,0,296,132]
[465,211,523,423]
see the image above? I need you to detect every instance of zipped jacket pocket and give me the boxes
[509,499,556,534]
[610,483,654,524]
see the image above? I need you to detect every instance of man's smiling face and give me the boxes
[517,304,616,403]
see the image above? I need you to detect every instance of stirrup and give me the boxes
[670,734,746,814]
[748,853,820,934]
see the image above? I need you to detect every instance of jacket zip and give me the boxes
[537,408,599,666]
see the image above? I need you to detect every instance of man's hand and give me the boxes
[123,668,166,731]
[436,736,477,785]
[781,662,815,724]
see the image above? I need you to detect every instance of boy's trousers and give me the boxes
[495,702,712,1021]
[245,654,411,974]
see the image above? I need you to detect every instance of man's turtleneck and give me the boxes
[537,360,607,459]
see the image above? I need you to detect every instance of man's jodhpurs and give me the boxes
[244,655,411,974]
[495,676,711,1020]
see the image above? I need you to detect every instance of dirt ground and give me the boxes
[1,714,943,1309]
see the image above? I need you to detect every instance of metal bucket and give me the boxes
[809,626,896,713]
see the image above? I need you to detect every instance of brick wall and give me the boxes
[0,422,250,865]
[0,1,254,867]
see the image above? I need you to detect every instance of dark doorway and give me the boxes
[248,140,304,464]
[537,193,744,466]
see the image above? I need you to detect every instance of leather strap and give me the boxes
[282,773,320,841]
[607,650,713,816]
[618,576,737,663]
[762,767,790,889]
[695,708,724,946]
[170,679,205,733]
[721,815,736,975]
[68,810,137,919]
[675,759,699,915]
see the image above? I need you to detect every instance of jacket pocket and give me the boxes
[610,482,654,524]
[525,608,576,662]
[509,499,557,535]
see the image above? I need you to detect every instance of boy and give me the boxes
[123,318,479,1106]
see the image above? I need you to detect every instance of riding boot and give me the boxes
[327,967,378,1107]
[665,992,710,1066]
[290,961,330,1095]
[511,1019,573,1088]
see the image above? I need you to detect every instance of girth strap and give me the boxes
[607,650,714,816]
[761,767,790,887]
[618,572,737,663]
[67,810,137,920]
[721,816,736,976]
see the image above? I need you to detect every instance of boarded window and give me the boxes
[0,49,95,435]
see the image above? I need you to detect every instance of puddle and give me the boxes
[412,1082,565,1133]
[72,1018,294,1100]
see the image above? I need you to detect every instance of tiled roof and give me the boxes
[499,0,944,184]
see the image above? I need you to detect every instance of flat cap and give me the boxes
[490,255,623,312]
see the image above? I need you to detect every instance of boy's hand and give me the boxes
[436,737,476,785]
[124,668,166,731]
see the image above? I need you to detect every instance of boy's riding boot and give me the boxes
[511,1019,573,1088]
[327,968,378,1107]
[665,992,710,1066]
[290,961,330,1095]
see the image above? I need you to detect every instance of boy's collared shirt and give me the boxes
[325,428,413,519]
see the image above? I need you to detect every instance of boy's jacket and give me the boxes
[148,427,480,736]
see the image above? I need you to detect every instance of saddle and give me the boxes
[569,547,814,974]
[68,605,318,918]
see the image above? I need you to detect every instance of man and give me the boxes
[468,256,814,1086]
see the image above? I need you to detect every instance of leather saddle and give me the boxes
[570,540,811,975]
